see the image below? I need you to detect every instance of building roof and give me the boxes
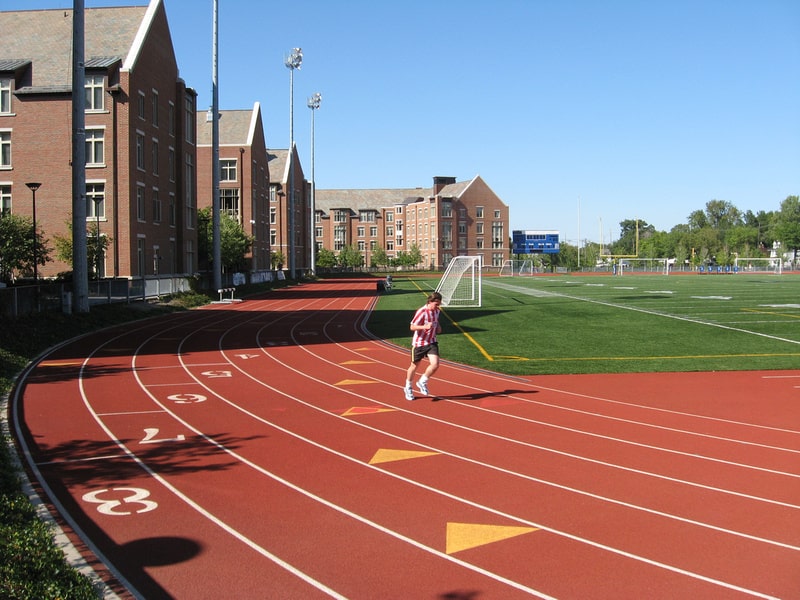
[315,188,431,213]
[267,149,289,186]
[197,108,256,147]
[0,4,149,89]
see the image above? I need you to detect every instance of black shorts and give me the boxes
[411,342,439,363]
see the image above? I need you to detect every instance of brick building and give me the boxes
[315,175,510,269]
[0,0,197,279]
[267,146,308,273]
[196,103,271,273]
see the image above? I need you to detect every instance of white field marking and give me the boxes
[763,375,800,379]
[195,303,791,598]
[761,304,800,308]
[613,286,636,290]
[163,290,556,597]
[286,317,800,509]
[484,280,800,346]
[647,290,675,294]
[692,296,733,300]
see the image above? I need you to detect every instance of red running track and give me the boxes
[10,278,800,599]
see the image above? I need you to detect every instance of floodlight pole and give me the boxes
[285,47,302,279]
[307,92,321,275]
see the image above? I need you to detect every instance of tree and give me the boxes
[315,248,336,268]
[270,250,286,269]
[704,199,741,231]
[337,244,363,268]
[197,207,254,273]
[774,195,800,262]
[370,246,389,269]
[0,214,51,284]
[53,221,112,278]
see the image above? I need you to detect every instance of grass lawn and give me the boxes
[370,272,800,375]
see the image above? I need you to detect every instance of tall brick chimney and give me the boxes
[433,176,456,196]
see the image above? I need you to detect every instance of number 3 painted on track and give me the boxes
[82,487,158,515]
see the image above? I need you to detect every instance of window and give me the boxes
[85,129,104,165]
[0,79,11,114]
[0,185,11,215]
[357,226,365,237]
[441,200,452,218]
[151,138,159,175]
[270,186,277,202]
[0,131,11,167]
[220,159,237,182]
[185,153,195,228]
[152,189,162,223]
[476,206,484,219]
[85,183,105,218]
[359,210,375,222]
[168,147,175,181]
[169,193,176,227]
[494,210,501,218]
[185,239,195,273]
[137,91,146,119]
[136,133,145,170]
[270,229,277,245]
[476,223,484,235]
[184,96,195,143]
[270,207,276,224]
[220,188,239,220]
[136,185,146,221]
[151,90,159,126]
[315,226,322,238]
[370,226,377,237]
[85,75,104,111]
[492,222,504,248]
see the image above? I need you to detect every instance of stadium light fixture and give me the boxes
[285,47,302,279]
[307,92,321,274]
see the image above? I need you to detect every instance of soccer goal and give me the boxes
[436,256,482,307]
[734,257,782,274]
[619,258,669,275]
[499,259,533,276]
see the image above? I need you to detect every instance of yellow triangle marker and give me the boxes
[342,407,396,417]
[336,379,377,386]
[340,360,374,365]
[446,522,538,554]
[369,448,440,464]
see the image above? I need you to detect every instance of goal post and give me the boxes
[733,257,782,274]
[436,256,482,307]
[619,258,669,275]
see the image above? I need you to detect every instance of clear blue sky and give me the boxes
[7,0,800,245]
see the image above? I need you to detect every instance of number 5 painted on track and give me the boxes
[82,487,158,515]
[167,393,207,404]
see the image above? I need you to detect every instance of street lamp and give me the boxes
[307,92,321,274]
[285,47,302,279]
[25,182,41,283]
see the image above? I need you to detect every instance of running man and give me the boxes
[404,291,443,400]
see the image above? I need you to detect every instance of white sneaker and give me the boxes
[416,379,429,395]
[404,385,414,401]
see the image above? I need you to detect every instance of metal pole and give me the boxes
[211,0,222,291]
[307,92,321,275]
[72,0,89,312]
[285,48,302,279]
[25,183,40,283]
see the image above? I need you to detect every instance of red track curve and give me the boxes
[10,278,800,599]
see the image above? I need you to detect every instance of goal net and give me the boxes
[734,257,782,274]
[436,256,482,307]
[619,258,669,275]
[499,259,534,276]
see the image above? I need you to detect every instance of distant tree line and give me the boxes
[529,195,800,272]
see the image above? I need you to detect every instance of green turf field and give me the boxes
[369,273,800,375]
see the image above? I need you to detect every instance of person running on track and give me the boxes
[404,291,443,400]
